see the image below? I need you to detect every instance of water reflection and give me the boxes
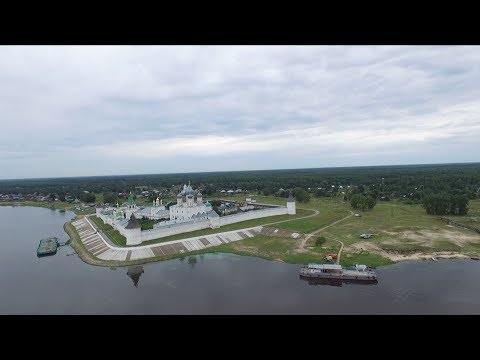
[300,276,378,287]
[188,256,197,268]
[127,266,144,288]
[4,206,480,314]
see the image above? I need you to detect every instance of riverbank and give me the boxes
[64,217,479,269]
[65,218,214,267]
[65,216,476,268]
[0,201,95,215]
[60,197,480,267]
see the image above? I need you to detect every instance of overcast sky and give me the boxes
[1,46,479,179]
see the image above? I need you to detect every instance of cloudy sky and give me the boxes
[1,46,479,179]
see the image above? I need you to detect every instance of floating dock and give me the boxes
[37,237,59,257]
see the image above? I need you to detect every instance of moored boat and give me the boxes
[301,277,378,287]
[299,263,377,281]
[37,237,59,257]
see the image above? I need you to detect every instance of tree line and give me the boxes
[1,163,479,204]
[422,193,469,215]
[350,194,377,211]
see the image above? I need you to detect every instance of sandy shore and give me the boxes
[386,251,471,262]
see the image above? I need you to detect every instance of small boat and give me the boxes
[37,237,59,257]
[471,257,479,261]
[431,257,438,261]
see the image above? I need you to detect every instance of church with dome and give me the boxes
[95,182,295,246]
[170,183,213,222]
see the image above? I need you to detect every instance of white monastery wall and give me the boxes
[140,220,211,241]
[217,207,288,226]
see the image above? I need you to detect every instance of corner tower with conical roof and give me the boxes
[124,213,142,245]
[287,192,296,215]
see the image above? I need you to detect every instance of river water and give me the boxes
[1,206,479,314]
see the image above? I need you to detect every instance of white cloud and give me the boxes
[0,46,479,178]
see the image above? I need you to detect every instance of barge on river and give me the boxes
[37,237,59,257]
[300,263,377,281]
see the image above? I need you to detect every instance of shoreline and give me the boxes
[372,251,471,262]
[64,217,477,268]
[3,203,478,268]
[0,201,94,215]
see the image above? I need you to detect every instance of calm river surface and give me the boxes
[1,206,480,314]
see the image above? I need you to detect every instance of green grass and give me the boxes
[433,240,462,251]
[318,201,457,247]
[315,237,326,246]
[138,217,159,230]
[468,241,480,249]
[448,199,480,223]
[72,209,96,215]
[282,253,327,264]
[205,234,305,263]
[90,216,127,246]
[277,208,348,233]
[218,234,294,254]
[211,197,480,265]
[378,241,430,252]
[339,252,394,267]
[138,208,314,246]
[219,195,352,233]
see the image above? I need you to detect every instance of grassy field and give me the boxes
[278,201,349,232]
[219,195,351,233]
[138,208,314,246]
[72,209,96,215]
[90,216,127,246]
[192,196,480,266]
[310,199,480,260]
[187,232,394,267]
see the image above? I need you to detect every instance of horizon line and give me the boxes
[1,160,480,182]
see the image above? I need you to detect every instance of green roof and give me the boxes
[37,238,58,256]
[127,193,135,205]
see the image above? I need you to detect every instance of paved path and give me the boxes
[334,239,344,264]
[298,210,354,251]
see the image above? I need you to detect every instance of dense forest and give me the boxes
[1,163,479,205]
[422,193,469,215]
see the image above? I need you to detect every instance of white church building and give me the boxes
[95,183,296,246]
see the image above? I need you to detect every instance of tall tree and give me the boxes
[293,187,311,203]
